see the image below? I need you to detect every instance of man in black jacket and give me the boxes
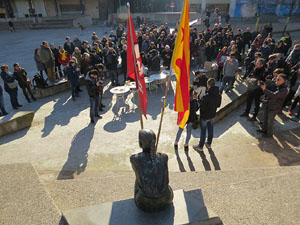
[193,78,221,151]
[86,70,102,123]
[13,63,36,103]
[241,58,266,121]
[258,74,288,137]
[105,48,119,86]
[64,36,75,55]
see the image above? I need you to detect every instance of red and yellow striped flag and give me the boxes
[171,0,190,129]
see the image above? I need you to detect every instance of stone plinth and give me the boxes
[0,111,34,137]
[62,189,222,225]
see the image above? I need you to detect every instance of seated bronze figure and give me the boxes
[130,129,173,212]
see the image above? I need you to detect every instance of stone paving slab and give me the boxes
[0,163,62,225]
[44,166,300,225]
[63,189,222,225]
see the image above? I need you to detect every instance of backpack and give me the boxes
[32,73,48,89]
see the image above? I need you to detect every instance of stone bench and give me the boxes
[0,111,34,137]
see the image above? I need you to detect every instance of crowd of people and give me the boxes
[1,14,300,150]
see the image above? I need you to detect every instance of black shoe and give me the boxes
[2,111,8,116]
[262,133,272,138]
[101,103,105,108]
[256,129,266,134]
[78,89,83,92]
[27,99,31,103]
[99,107,103,112]
[13,107,18,110]
[17,104,23,107]
[91,119,95,124]
[174,144,178,150]
[184,146,189,151]
[95,115,102,119]
[247,116,257,121]
[240,112,249,117]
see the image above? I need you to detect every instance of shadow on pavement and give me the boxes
[57,123,95,180]
[174,147,186,172]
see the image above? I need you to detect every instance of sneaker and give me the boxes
[2,112,8,116]
[174,144,178,150]
[193,145,203,152]
[290,117,300,122]
[91,119,95,124]
[99,107,103,112]
[184,145,189,151]
[205,143,211,149]
[240,112,248,117]
[294,145,300,151]
[288,110,293,115]
[95,115,102,119]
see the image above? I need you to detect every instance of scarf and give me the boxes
[60,49,67,61]
[96,47,101,54]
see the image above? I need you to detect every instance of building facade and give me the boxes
[0,0,299,20]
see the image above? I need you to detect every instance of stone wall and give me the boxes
[84,0,99,19]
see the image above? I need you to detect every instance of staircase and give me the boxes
[30,17,76,30]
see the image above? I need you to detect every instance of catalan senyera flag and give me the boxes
[127,15,148,118]
[171,0,190,129]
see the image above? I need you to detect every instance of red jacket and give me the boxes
[58,50,71,66]
[217,51,229,67]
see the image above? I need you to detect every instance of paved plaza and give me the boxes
[0,27,300,180]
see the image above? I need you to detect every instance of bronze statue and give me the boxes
[130,129,173,212]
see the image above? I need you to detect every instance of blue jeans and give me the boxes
[0,93,6,114]
[175,122,192,145]
[199,119,214,148]
[8,88,19,108]
[220,76,235,94]
[90,96,99,120]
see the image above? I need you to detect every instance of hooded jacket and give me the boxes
[200,86,221,120]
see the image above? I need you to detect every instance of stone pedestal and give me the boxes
[63,189,222,225]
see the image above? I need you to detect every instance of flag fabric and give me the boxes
[127,15,148,118]
[171,0,190,129]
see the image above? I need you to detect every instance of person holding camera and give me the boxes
[86,69,102,123]
[258,74,288,137]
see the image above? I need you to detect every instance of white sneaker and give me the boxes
[295,145,300,151]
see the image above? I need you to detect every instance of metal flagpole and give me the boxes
[155,66,174,151]
[127,3,144,129]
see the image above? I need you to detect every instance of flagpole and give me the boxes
[127,3,144,129]
[155,66,173,151]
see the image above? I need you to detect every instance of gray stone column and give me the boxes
[201,0,206,13]
[229,0,237,17]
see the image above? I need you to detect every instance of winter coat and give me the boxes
[80,60,92,76]
[216,51,229,67]
[105,52,118,70]
[187,99,199,123]
[34,54,44,71]
[13,68,28,88]
[51,48,60,66]
[264,84,288,112]
[85,75,99,97]
[58,50,71,66]
[66,66,79,86]
[64,42,75,55]
[40,45,55,68]
[193,75,208,87]
[72,52,83,68]
[1,71,18,92]
[200,86,221,120]
[258,45,271,60]
[148,54,161,72]
[72,39,82,49]
[223,59,239,77]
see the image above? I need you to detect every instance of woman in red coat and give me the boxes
[216,46,229,81]
[58,45,71,79]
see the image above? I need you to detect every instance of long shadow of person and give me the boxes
[41,93,89,137]
[184,150,196,171]
[174,147,186,172]
[208,148,221,170]
[195,150,211,171]
[57,123,95,180]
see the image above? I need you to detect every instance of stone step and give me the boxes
[0,163,63,225]
[42,166,300,225]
